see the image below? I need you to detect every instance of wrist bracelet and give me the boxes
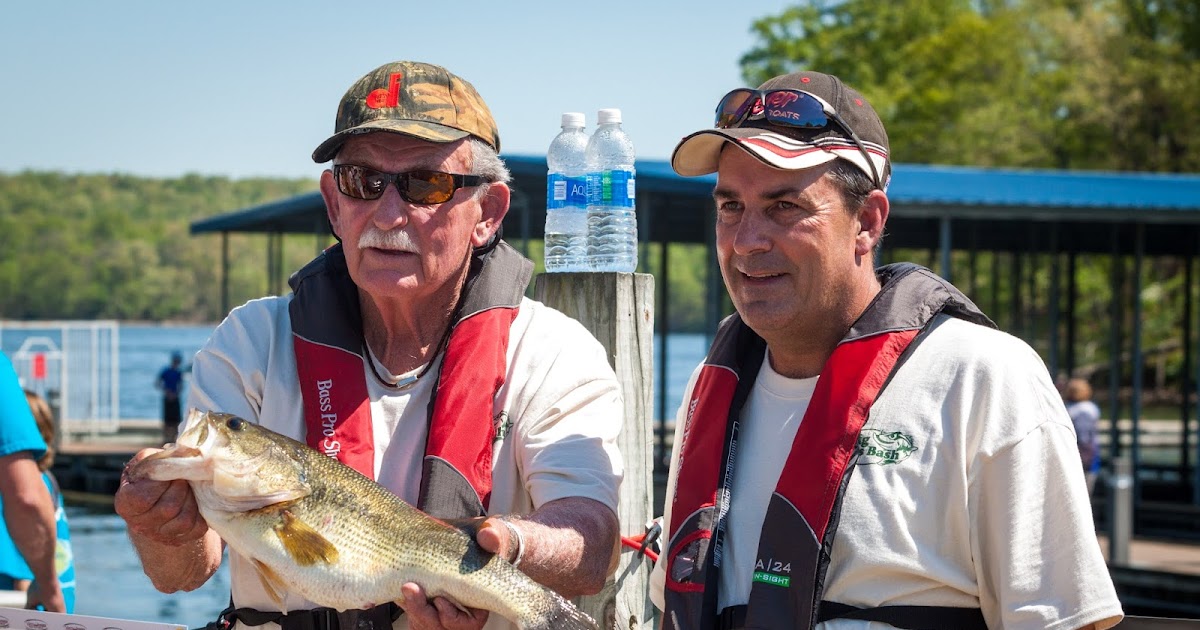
[504,519,526,568]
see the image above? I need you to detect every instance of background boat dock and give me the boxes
[50,417,1200,619]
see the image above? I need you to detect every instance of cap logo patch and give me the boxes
[764,91,801,108]
[366,72,403,109]
[800,76,811,83]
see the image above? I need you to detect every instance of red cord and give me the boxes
[621,535,659,563]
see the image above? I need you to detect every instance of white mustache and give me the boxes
[358,228,420,254]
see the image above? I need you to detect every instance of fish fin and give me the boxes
[252,558,287,612]
[274,509,339,566]
[521,588,599,630]
[215,488,310,512]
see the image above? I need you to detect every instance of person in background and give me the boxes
[0,390,76,612]
[649,69,1122,629]
[115,60,623,630]
[1065,377,1102,495]
[154,351,187,443]
[0,353,64,612]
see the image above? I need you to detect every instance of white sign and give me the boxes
[0,607,186,630]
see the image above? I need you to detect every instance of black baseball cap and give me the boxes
[672,70,890,188]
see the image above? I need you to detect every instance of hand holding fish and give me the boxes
[128,411,603,630]
[116,448,210,545]
[401,582,491,630]
[398,516,520,629]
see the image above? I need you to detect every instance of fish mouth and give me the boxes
[144,409,219,461]
[133,411,310,508]
[131,410,221,481]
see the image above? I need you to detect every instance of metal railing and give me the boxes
[0,320,121,438]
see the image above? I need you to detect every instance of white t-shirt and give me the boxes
[651,315,1123,630]
[186,294,624,629]
[722,353,817,610]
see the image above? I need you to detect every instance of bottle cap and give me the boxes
[597,108,622,125]
[561,112,585,128]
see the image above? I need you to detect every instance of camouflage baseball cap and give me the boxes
[312,61,500,163]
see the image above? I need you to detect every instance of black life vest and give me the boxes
[662,263,995,630]
[288,237,532,518]
[223,238,531,628]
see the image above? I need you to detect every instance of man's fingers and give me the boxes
[476,518,507,556]
[116,473,207,545]
[153,484,207,542]
[432,596,488,629]
[400,583,440,628]
[399,584,488,630]
[114,449,170,517]
[477,517,523,564]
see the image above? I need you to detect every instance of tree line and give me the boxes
[0,172,318,323]
[1,1,1196,367]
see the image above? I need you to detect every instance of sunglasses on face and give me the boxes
[714,88,883,190]
[333,165,489,204]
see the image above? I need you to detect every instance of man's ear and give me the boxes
[319,169,343,240]
[472,182,511,248]
[855,190,889,258]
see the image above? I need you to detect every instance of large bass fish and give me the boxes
[130,410,598,630]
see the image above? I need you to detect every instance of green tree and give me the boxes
[741,0,1200,172]
[0,171,318,322]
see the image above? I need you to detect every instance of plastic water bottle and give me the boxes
[585,108,637,272]
[544,113,590,272]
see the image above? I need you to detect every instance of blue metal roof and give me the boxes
[504,155,1200,214]
[887,164,1200,211]
[192,155,1200,254]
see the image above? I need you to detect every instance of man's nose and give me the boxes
[370,183,412,228]
[732,211,771,255]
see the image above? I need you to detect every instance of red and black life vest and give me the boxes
[288,238,532,519]
[663,264,996,630]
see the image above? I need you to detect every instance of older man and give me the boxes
[649,71,1123,629]
[115,61,623,630]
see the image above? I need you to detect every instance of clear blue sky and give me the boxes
[0,1,791,180]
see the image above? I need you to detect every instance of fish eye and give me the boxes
[227,417,245,431]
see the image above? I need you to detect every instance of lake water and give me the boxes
[67,507,232,625]
[36,323,708,625]
[1,323,709,421]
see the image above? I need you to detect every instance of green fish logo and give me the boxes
[857,429,918,465]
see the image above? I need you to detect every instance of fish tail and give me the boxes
[518,589,599,630]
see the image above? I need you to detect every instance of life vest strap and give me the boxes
[716,601,987,630]
[818,601,987,630]
[213,602,402,630]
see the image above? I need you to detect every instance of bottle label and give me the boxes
[548,174,587,209]
[565,175,587,207]
[587,169,636,208]
[547,173,567,209]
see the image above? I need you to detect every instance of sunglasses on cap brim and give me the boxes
[333,164,489,204]
[715,88,883,190]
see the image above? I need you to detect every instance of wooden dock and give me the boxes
[49,420,1200,617]
[1100,535,1200,576]
[53,419,163,495]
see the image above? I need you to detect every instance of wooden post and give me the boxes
[535,271,655,630]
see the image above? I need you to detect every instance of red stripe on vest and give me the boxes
[296,337,375,478]
[668,365,739,543]
[666,529,713,593]
[426,306,520,510]
[779,329,919,542]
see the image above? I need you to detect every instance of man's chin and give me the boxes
[733,302,793,335]
[354,270,422,295]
